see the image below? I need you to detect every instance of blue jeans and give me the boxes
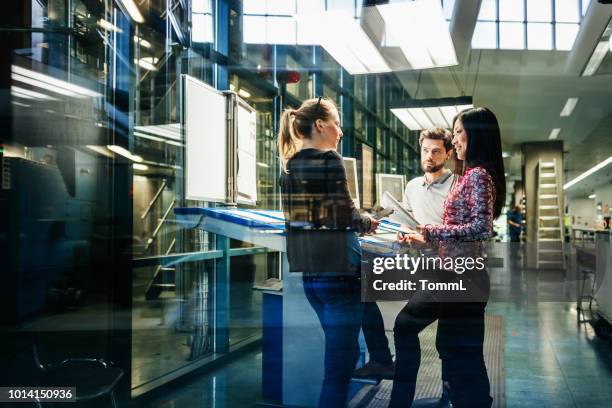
[303,277,363,408]
[362,302,393,366]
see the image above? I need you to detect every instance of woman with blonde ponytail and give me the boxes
[279,97,378,408]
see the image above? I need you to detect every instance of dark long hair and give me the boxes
[453,107,506,219]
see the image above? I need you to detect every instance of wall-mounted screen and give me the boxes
[376,173,405,205]
[343,157,360,209]
[183,75,227,202]
[236,98,257,206]
[362,145,374,209]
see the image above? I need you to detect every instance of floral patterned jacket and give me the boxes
[424,166,495,243]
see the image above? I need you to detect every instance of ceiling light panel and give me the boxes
[582,41,609,76]
[316,10,390,74]
[377,0,458,69]
[560,97,579,117]
[423,107,449,128]
[391,109,421,131]
[407,108,435,129]
[564,156,612,190]
[548,128,561,139]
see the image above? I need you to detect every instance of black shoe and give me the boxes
[352,361,395,380]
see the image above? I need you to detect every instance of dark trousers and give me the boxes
[390,272,492,408]
[362,302,393,366]
[303,278,363,408]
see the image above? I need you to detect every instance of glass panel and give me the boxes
[297,0,325,15]
[499,0,524,22]
[555,23,580,50]
[132,260,214,387]
[472,21,497,49]
[267,0,296,15]
[243,15,267,44]
[229,252,275,345]
[267,17,296,45]
[192,0,212,14]
[527,23,553,50]
[499,22,525,49]
[243,0,267,14]
[327,0,356,12]
[478,0,497,21]
[192,13,213,43]
[527,0,552,22]
[555,0,580,23]
[442,0,456,20]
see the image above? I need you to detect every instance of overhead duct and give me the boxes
[565,1,612,75]
[449,0,482,65]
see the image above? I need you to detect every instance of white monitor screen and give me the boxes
[183,75,227,202]
[236,98,258,206]
[376,173,405,205]
[343,157,360,209]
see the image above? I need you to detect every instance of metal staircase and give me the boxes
[536,158,565,269]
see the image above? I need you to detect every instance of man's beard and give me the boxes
[422,162,444,173]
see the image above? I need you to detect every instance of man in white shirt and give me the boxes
[357,128,456,405]
[401,128,457,225]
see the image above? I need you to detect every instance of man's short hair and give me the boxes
[419,127,453,151]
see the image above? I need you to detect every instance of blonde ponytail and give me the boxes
[277,97,337,172]
[278,109,302,172]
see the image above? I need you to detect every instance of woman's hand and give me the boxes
[370,218,380,233]
[396,231,427,246]
[367,215,379,234]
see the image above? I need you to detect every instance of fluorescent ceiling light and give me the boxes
[588,193,596,199]
[137,57,158,71]
[107,145,143,162]
[257,162,270,168]
[391,108,421,130]
[117,0,144,23]
[133,163,149,171]
[502,152,511,158]
[560,97,579,117]
[307,10,390,75]
[86,145,114,158]
[377,1,457,69]
[582,41,609,76]
[390,97,473,131]
[238,88,251,98]
[134,132,164,142]
[423,107,449,128]
[133,36,152,48]
[97,19,123,32]
[548,128,561,139]
[12,73,82,98]
[134,124,181,141]
[12,65,101,97]
[11,85,58,101]
[564,156,612,190]
[440,106,459,125]
[407,108,434,129]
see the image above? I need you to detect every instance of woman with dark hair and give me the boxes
[390,107,505,408]
[278,97,378,408]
